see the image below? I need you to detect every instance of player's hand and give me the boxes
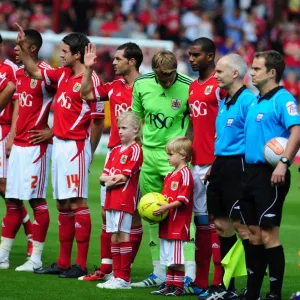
[203,166,212,185]
[5,135,14,158]
[28,128,53,144]
[153,203,168,216]
[271,161,287,185]
[15,23,26,47]
[84,43,97,68]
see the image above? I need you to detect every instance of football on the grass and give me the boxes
[264,137,291,168]
[138,192,169,223]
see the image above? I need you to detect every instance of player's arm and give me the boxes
[271,124,300,185]
[5,97,18,157]
[81,43,97,100]
[0,81,15,112]
[15,23,43,80]
[153,200,183,216]
[90,118,104,155]
[132,82,145,121]
[27,127,54,144]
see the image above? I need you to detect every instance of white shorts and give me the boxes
[160,239,185,266]
[106,210,132,233]
[100,149,111,207]
[52,137,91,200]
[0,135,8,178]
[192,164,211,216]
[6,144,52,200]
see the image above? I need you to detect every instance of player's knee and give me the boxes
[233,221,249,240]
[261,226,279,247]
[56,199,70,210]
[5,198,23,207]
[101,208,106,221]
[29,198,47,208]
[132,210,142,226]
[70,198,87,210]
[248,225,263,244]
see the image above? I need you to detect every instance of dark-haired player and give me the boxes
[80,42,143,282]
[0,29,54,272]
[16,24,104,278]
[186,37,226,295]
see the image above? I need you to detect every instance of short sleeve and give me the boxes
[176,169,193,206]
[92,82,110,102]
[90,101,105,119]
[276,91,300,129]
[102,149,115,175]
[0,77,9,92]
[41,68,64,85]
[132,81,145,120]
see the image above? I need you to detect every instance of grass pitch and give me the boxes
[0,155,299,299]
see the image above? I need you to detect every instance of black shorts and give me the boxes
[207,155,244,220]
[239,163,290,228]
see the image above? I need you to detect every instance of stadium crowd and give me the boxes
[0,0,299,100]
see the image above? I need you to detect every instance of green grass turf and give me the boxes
[0,155,299,299]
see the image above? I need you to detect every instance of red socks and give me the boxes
[32,201,49,243]
[166,269,174,286]
[74,207,91,270]
[57,209,74,269]
[2,203,23,239]
[111,243,121,278]
[194,224,212,288]
[119,241,132,282]
[100,223,112,274]
[130,225,143,263]
[173,270,185,289]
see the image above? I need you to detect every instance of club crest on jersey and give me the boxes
[73,82,81,92]
[204,85,213,95]
[171,181,179,191]
[30,79,38,89]
[171,99,182,110]
[120,155,128,164]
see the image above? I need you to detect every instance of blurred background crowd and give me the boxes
[0,0,299,101]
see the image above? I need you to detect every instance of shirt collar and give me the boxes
[225,85,247,110]
[257,86,284,103]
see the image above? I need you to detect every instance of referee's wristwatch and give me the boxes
[280,156,291,167]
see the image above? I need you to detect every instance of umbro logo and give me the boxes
[116,92,121,96]
[247,268,254,275]
[149,241,157,247]
[2,222,5,227]
[234,206,240,209]
[33,220,39,225]
[160,92,166,97]
[75,222,82,228]
[212,243,220,248]
[269,277,277,282]
[190,90,193,95]
[264,213,276,218]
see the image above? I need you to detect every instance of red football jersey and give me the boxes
[42,67,103,140]
[0,59,18,140]
[188,75,227,165]
[14,62,55,146]
[159,166,194,241]
[93,78,132,149]
[103,142,143,215]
